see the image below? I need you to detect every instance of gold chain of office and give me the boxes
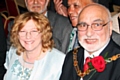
[73,48,120,78]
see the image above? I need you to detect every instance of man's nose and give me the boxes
[86,26,94,37]
[33,0,38,4]
[68,6,74,15]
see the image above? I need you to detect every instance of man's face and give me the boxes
[77,5,112,54]
[25,0,49,14]
[68,0,82,27]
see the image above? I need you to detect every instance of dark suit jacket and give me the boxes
[7,11,72,53]
[60,39,120,80]
[47,11,72,53]
[0,15,7,79]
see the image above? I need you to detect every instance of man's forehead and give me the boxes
[79,5,108,18]
[78,12,107,23]
[79,18,104,23]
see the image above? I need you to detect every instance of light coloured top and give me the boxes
[112,13,120,34]
[4,46,65,80]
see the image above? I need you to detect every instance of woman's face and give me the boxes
[18,19,42,51]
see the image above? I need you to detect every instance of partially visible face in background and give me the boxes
[25,0,49,14]
[68,0,94,27]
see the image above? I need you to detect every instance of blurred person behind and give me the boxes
[67,0,98,52]
[52,0,98,17]
[51,0,113,17]
[67,0,98,27]
[4,12,65,80]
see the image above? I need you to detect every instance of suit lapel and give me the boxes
[100,39,116,57]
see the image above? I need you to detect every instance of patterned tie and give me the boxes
[67,28,77,52]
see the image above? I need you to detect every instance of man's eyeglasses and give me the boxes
[77,21,110,31]
[18,30,40,37]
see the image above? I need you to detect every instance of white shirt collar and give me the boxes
[44,11,47,17]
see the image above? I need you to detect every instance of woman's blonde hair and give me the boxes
[11,12,54,55]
